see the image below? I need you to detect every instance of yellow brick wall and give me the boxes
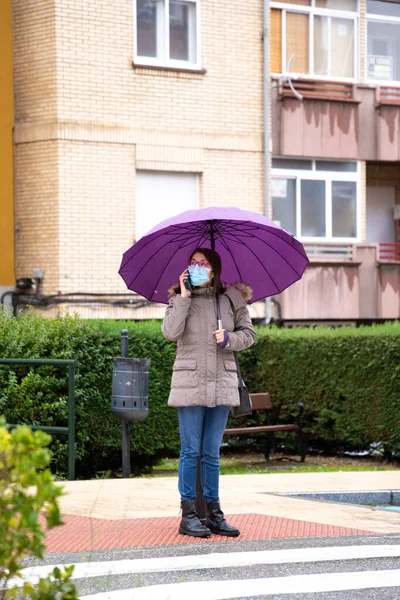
[14,141,59,293]
[53,0,264,135]
[57,140,136,294]
[203,150,264,213]
[12,0,58,122]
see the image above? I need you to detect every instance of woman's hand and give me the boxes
[179,269,192,298]
[213,329,226,344]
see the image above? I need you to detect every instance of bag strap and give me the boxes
[225,294,245,389]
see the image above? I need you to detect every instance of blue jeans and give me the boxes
[178,405,230,503]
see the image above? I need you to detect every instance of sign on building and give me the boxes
[368,55,393,80]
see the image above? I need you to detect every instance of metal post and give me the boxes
[121,421,131,478]
[264,0,272,325]
[121,328,129,359]
[67,363,76,481]
[120,329,131,478]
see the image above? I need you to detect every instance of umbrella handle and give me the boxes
[216,295,222,330]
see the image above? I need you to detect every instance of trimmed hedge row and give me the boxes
[0,311,180,477]
[0,309,399,477]
[240,324,400,456]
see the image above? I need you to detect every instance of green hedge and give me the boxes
[0,308,399,478]
[0,310,180,478]
[240,324,400,456]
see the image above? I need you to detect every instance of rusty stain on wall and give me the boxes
[379,107,398,145]
[379,264,399,293]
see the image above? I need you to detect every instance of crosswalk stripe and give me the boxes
[9,545,400,587]
[79,569,400,600]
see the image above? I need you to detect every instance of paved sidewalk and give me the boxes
[43,471,400,553]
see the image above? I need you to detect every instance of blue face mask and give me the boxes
[188,265,212,287]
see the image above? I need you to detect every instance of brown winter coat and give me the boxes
[161,284,256,408]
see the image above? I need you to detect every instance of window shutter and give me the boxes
[286,12,309,73]
[271,9,282,73]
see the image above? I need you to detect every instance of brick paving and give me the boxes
[44,513,373,553]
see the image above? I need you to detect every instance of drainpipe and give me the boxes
[263,0,272,325]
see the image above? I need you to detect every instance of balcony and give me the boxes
[280,79,358,103]
[275,243,400,321]
[272,79,400,161]
[304,243,354,262]
[378,242,400,263]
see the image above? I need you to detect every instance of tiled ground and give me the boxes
[44,514,373,553]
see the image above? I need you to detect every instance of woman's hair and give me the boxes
[189,247,226,296]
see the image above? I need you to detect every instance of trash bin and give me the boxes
[111,357,150,422]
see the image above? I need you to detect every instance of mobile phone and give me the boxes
[184,270,193,291]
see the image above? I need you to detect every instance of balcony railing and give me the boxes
[379,242,400,262]
[376,86,400,107]
[280,79,358,103]
[304,244,354,261]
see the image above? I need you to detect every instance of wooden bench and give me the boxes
[224,393,306,462]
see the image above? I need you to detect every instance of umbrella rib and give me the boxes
[120,225,206,272]
[210,220,309,269]
[218,232,281,294]
[240,224,309,268]
[126,231,200,289]
[240,240,281,294]
[147,230,210,300]
[221,229,303,278]
[218,236,245,283]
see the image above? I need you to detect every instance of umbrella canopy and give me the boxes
[119,206,309,304]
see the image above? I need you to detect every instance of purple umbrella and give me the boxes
[119,206,308,305]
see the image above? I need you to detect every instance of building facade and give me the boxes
[270,0,400,322]
[5,0,400,322]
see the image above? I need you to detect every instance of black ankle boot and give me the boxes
[206,500,240,537]
[179,499,211,537]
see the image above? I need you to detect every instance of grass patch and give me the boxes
[149,453,398,477]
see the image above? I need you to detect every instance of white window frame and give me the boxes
[272,160,361,243]
[271,0,359,82]
[134,0,201,70]
[366,8,400,85]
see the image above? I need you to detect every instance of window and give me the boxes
[135,171,199,240]
[271,0,358,80]
[272,159,359,241]
[135,0,200,69]
[367,1,400,82]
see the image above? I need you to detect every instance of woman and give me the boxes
[162,247,256,538]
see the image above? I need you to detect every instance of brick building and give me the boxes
[2,0,400,322]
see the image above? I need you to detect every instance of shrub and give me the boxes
[1,308,399,477]
[239,323,400,456]
[0,417,77,599]
[0,310,180,478]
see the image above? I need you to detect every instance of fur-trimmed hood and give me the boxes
[168,282,252,302]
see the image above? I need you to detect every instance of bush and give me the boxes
[0,417,77,599]
[1,308,399,478]
[0,310,180,478]
[239,323,400,456]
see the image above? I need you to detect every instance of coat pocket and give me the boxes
[222,359,239,398]
[173,359,197,371]
[172,359,198,388]
[223,360,237,372]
